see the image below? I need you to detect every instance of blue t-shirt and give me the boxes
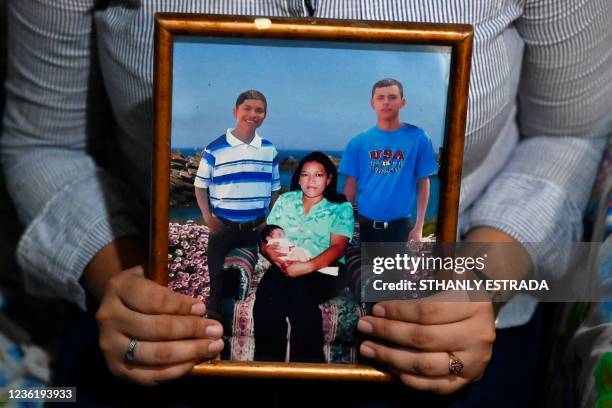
[338,124,437,221]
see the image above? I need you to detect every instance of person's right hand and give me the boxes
[204,214,225,235]
[95,266,224,385]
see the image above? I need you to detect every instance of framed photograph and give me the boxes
[151,14,472,381]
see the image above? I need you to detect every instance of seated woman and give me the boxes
[253,151,354,363]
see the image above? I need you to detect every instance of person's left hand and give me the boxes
[285,261,313,278]
[357,295,495,394]
[407,226,423,242]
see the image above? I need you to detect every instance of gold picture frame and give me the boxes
[151,13,472,381]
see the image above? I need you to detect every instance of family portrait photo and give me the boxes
[163,35,450,364]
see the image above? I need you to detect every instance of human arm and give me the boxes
[1,0,146,309]
[459,0,611,279]
[260,242,292,271]
[358,227,528,393]
[339,137,360,205]
[285,200,354,277]
[357,0,611,393]
[193,150,224,234]
[343,176,358,204]
[1,0,223,385]
[194,187,224,235]
[259,193,292,269]
[270,148,281,209]
[270,190,280,210]
[407,177,429,242]
[285,234,349,277]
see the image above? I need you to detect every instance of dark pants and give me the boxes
[359,216,414,243]
[206,219,260,321]
[253,263,347,363]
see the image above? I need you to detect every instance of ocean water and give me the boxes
[170,148,439,221]
[173,148,348,189]
[173,148,342,161]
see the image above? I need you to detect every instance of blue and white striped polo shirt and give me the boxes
[194,129,281,222]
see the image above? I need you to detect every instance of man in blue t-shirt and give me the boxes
[339,78,437,243]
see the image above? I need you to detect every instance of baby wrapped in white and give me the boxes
[265,233,338,276]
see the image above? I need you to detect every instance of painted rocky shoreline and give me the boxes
[169,151,340,208]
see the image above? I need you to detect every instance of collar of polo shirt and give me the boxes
[226,128,263,149]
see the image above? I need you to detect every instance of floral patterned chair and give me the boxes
[221,244,365,363]
[167,221,365,363]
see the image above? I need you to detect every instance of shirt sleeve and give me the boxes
[266,192,287,226]
[0,0,142,310]
[415,131,438,180]
[193,149,213,188]
[271,148,281,191]
[461,0,612,279]
[338,136,361,180]
[330,202,355,239]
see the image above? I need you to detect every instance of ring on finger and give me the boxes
[125,337,138,364]
[448,352,464,375]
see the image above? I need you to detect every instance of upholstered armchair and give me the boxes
[221,244,364,363]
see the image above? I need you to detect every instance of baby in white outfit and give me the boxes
[260,225,338,276]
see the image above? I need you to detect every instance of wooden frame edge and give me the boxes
[151,18,173,285]
[150,13,474,380]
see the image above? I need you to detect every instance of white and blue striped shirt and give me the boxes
[194,129,280,222]
[1,1,611,327]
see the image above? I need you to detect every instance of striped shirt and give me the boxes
[194,129,281,222]
[1,1,611,327]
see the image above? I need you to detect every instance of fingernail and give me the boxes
[206,324,223,338]
[357,319,373,334]
[208,339,224,353]
[191,303,206,316]
[372,304,386,317]
[360,343,376,359]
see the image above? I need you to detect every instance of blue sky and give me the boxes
[171,37,450,151]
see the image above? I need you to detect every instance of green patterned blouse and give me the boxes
[266,191,354,261]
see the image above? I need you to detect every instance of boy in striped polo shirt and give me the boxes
[194,90,280,323]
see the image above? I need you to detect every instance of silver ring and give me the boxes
[125,337,138,364]
[448,352,464,375]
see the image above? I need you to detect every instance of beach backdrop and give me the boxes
[169,148,439,226]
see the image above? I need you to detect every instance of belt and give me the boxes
[359,216,409,230]
[218,216,266,232]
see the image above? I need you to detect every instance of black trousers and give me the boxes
[206,222,259,321]
[253,263,347,363]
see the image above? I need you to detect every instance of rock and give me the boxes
[170,151,185,160]
[170,150,197,207]
[280,156,299,172]
[168,150,342,208]
[187,157,200,169]
[328,155,340,168]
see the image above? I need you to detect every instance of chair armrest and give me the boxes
[343,244,362,299]
[222,247,258,300]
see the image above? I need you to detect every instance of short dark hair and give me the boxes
[235,90,267,112]
[371,78,404,98]
[259,224,283,246]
